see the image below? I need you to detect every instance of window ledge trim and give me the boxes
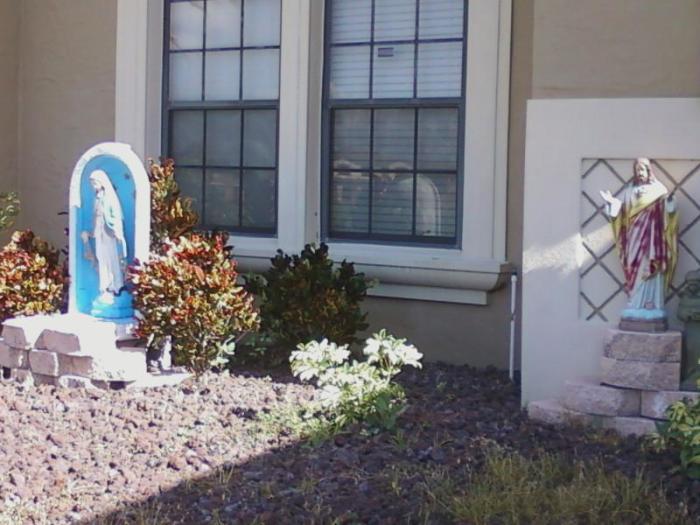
[235,254,511,303]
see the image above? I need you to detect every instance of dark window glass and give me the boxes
[324,0,465,245]
[163,0,280,235]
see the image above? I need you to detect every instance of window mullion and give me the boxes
[239,109,245,228]
[413,0,420,99]
[201,110,208,225]
[239,0,245,101]
[201,0,207,102]
[412,107,418,236]
[327,98,462,110]
[238,0,245,228]
[368,107,374,235]
[369,0,375,100]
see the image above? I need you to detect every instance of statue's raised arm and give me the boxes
[599,189,622,218]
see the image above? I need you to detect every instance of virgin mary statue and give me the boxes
[81,170,128,311]
[600,158,678,331]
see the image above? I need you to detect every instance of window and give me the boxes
[120,0,509,301]
[162,0,281,235]
[323,0,466,246]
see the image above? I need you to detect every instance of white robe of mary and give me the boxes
[92,178,127,295]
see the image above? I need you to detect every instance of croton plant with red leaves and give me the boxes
[148,159,198,253]
[129,232,259,374]
[0,230,67,322]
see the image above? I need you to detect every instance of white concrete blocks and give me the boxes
[601,416,658,437]
[1,313,147,389]
[58,348,146,382]
[2,315,54,349]
[601,356,680,391]
[14,369,34,386]
[32,373,58,387]
[57,375,95,389]
[641,390,700,420]
[527,399,594,426]
[530,328,690,437]
[0,342,28,369]
[562,379,640,416]
[28,350,60,377]
[527,399,658,437]
[35,313,136,355]
[604,329,682,362]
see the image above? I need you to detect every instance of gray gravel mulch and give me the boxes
[0,364,697,524]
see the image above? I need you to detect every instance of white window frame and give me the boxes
[115,0,511,305]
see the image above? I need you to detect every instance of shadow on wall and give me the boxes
[360,287,513,370]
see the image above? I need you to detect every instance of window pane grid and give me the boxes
[329,0,465,101]
[329,107,458,242]
[163,0,280,236]
[324,0,465,246]
[167,106,278,233]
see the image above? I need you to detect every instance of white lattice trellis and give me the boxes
[579,158,700,326]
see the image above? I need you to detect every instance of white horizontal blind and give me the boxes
[164,0,281,234]
[326,0,465,244]
[329,0,464,100]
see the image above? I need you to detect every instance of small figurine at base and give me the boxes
[146,337,172,374]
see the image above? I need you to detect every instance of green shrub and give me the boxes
[648,376,700,479]
[148,159,198,251]
[129,232,259,375]
[0,192,19,232]
[423,451,690,525]
[289,330,422,432]
[245,243,371,363]
[0,230,66,322]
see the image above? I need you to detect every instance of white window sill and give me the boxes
[368,284,490,306]
[234,251,512,305]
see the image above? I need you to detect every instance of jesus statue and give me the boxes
[600,158,678,331]
[81,170,128,312]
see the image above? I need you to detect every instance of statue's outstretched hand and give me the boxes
[599,190,622,218]
[80,231,91,244]
[599,190,615,204]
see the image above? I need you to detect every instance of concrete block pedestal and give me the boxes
[562,379,640,416]
[604,329,682,362]
[641,390,700,419]
[0,314,188,389]
[529,328,691,437]
[601,356,680,391]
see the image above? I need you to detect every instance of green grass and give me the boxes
[254,402,338,446]
[420,451,691,525]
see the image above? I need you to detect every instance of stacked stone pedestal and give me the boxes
[0,314,148,389]
[529,329,700,437]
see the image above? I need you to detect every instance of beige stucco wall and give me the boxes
[364,289,511,368]
[504,0,700,370]
[531,0,700,98]
[17,0,117,248]
[0,0,20,200]
[521,99,700,402]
